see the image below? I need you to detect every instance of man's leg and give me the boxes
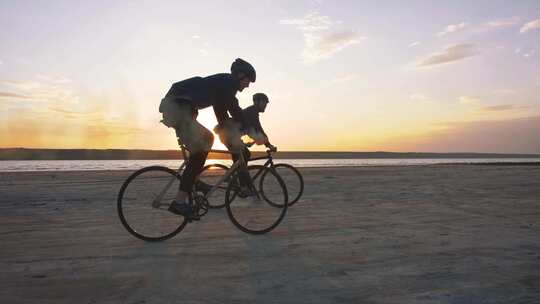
[217,121,253,195]
[231,151,252,190]
[180,149,210,193]
[227,140,252,193]
[179,119,214,190]
[169,106,214,216]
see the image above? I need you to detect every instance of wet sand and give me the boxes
[1,165,540,303]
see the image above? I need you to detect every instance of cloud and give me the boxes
[523,50,536,58]
[436,22,467,37]
[459,95,481,105]
[493,89,515,95]
[480,104,528,112]
[280,12,364,63]
[410,94,428,101]
[441,16,519,38]
[2,80,46,91]
[192,35,201,39]
[0,91,32,100]
[416,44,477,67]
[515,47,536,58]
[47,106,97,115]
[1,77,79,105]
[303,30,364,63]
[458,96,529,115]
[36,74,72,84]
[418,116,540,153]
[280,12,332,32]
[485,16,521,28]
[409,41,421,47]
[520,19,540,33]
[330,74,357,83]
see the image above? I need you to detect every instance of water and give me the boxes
[1,158,539,172]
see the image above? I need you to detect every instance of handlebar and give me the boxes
[243,142,277,153]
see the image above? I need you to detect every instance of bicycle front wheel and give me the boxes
[117,166,188,242]
[266,163,304,206]
[226,165,288,235]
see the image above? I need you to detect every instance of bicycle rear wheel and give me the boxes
[266,163,304,206]
[196,164,230,209]
[117,166,188,242]
[226,165,288,234]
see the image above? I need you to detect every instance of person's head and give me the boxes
[231,58,256,92]
[253,93,269,112]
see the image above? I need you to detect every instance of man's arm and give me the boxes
[253,115,267,138]
[227,96,245,127]
[250,114,272,146]
[213,103,229,125]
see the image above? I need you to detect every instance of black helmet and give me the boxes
[231,58,256,82]
[253,93,269,104]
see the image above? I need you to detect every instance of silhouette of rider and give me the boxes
[159,58,256,217]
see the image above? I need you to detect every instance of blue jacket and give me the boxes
[242,105,266,136]
[165,73,244,125]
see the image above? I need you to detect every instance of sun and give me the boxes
[196,109,228,151]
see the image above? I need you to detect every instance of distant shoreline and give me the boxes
[1,148,540,160]
[1,162,540,174]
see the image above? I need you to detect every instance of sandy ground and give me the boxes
[1,165,540,304]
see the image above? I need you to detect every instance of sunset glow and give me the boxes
[1,1,539,153]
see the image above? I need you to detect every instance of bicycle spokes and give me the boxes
[226,165,288,234]
[117,166,188,241]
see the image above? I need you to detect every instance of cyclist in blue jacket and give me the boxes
[242,93,276,151]
[159,58,256,218]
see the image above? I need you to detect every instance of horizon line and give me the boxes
[1,147,540,156]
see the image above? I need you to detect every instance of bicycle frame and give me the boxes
[153,145,256,207]
[152,147,188,208]
[202,148,247,198]
[249,150,274,168]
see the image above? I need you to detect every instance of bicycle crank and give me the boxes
[193,194,209,217]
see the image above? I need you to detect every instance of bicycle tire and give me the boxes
[266,163,304,206]
[117,166,188,242]
[197,163,230,209]
[225,165,288,235]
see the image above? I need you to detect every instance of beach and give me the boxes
[1,165,540,303]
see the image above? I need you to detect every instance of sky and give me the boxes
[1,0,539,153]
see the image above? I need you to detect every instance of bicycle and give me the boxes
[199,147,304,209]
[117,145,288,242]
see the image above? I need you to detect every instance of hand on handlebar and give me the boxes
[266,144,277,152]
